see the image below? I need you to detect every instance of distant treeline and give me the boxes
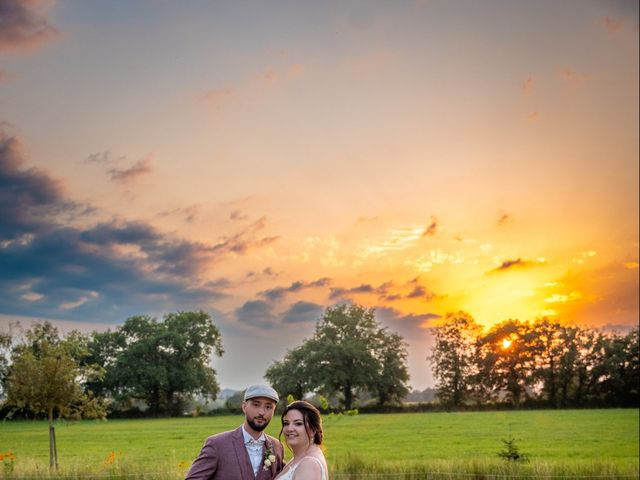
[1,308,637,420]
[429,312,639,409]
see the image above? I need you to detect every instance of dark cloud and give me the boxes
[84,150,124,165]
[0,0,59,53]
[108,157,153,183]
[0,133,68,240]
[281,301,324,324]
[329,283,389,301]
[407,285,437,301]
[261,278,331,302]
[497,211,512,226]
[0,129,278,323]
[229,209,249,221]
[234,300,277,329]
[262,267,278,277]
[491,258,529,273]
[204,278,233,289]
[331,278,438,303]
[375,306,440,337]
[422,216,438,237]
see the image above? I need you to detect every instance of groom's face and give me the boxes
[242,397,276,433]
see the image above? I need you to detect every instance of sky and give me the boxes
[0,0,638,392]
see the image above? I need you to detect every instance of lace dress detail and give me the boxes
[276,456,327,480]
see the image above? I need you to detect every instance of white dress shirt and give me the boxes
[242,426,266,477]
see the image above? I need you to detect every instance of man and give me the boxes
[185,384,285,480]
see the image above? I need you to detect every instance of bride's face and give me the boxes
[282,409,312,450]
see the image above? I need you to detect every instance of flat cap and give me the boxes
[244,384,279,403]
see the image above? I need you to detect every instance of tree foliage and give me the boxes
[266,304,410,410]
[429,311,482,407]
[87,311,223,415]
[265,345,313,401]
[429,312,639,409]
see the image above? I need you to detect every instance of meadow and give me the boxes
[0,409,638,479]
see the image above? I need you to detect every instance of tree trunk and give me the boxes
[48,408,58,470]
[343,385,352,410]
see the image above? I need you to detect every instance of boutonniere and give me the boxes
[263,443,276,471]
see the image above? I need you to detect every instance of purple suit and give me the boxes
[186,426,284,480]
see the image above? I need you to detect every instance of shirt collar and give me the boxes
[242,425,266,445]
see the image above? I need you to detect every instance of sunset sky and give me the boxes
[1,0,638,391]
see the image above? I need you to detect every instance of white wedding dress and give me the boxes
[276,456,327,480]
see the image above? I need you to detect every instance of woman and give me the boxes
[274,400,328,480]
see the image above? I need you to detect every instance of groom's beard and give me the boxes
[247,416,269,432]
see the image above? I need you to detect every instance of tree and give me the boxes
[591,328,640,406]
[428,311,482,407]
[479,319,537,407]
[265,345,313,401]
[88,311,223,415]
[372,328,410,406]
[294,304,410,410]
[5,322,105,470]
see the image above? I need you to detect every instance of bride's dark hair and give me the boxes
[279,400,324,445]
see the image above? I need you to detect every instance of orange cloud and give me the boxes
[201,86,236,108]
[287,63,304,79]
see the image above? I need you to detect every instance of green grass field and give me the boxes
[1,409,638,479]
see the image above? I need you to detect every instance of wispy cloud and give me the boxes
[210,216,279,256]
[260,278,331,302]
[230,209,249,221]
[201,86,236,108]
[330,278,438,303]
[522,76,535,96]
[85,150,124,165]
[422,216,438,237]
[199,63,305,110]
[0,0,59,53]
[108,155,153,183]
[559,67,590,86]
[157,204,200,224]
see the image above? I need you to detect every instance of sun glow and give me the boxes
[501,338,512,349]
